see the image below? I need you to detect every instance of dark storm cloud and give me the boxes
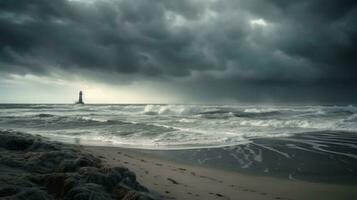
[0,0,357,102]
[0,0,209,76]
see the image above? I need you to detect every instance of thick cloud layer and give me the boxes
[1,0,357,103]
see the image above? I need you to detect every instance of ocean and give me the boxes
[0,104,356,149]
[1,104,357,182]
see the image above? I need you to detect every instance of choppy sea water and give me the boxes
[1,104,357,182]
[0,104,357,149]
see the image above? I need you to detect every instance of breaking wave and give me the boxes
[0,104,356,149]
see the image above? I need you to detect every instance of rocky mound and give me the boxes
[0,130,155,200]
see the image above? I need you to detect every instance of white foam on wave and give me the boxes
[239,119,313,128]
[142,104,204,116]
[244,108,279,113]
[178,118,197,123]
[81,116,108,123]
[1,104,357,150]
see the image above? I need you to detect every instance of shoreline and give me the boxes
[84,145,357,200]
[1,130,357,200]
[79,131,357,185]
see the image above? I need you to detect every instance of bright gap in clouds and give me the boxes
[0,74,181,104]
[250,18,268,27]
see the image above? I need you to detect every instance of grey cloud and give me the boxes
[0,0,357,103]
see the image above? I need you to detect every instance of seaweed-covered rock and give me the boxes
[64,183,111,200]
[0,132,34,151]
[80,166,145,191]
[24,151,100,173]
[0,187,18,198]
[13,188,54,200]
[30,173,68,197]
[0,130,156,200]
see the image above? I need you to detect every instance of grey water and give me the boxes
[0,104,356,149]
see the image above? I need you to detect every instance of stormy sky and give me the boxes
[0,0,357,104]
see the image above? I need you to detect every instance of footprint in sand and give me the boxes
[209,192,227,199]
[167,178,179,184]
[216,193,224,197]
[236,185,258,193]
[155,163,163,166]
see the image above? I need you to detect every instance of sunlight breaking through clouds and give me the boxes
[250,18,268,27]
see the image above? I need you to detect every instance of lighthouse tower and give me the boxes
[77,91,84,104]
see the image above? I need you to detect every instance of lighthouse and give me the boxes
[76,91,84,104]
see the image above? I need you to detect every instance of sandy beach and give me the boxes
[85,146,357,200]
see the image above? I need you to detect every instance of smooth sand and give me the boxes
[83,146,357,200]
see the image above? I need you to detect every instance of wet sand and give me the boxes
[85,146,357,200]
